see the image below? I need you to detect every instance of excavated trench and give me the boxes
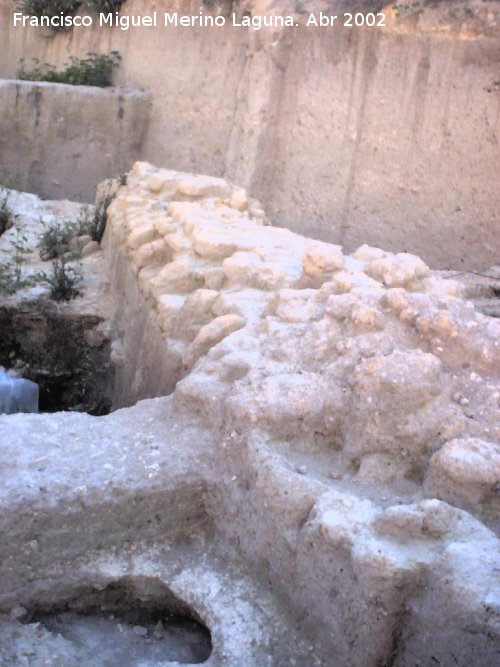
[0,3,498,666]
[0,2,499,648]
[0,304,113,414]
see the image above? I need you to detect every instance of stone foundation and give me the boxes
[0,167,498,665]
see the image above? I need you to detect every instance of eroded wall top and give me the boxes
[105,161,500,534]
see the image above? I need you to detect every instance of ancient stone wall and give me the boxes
[0,167,498,664]
[101,163,499,662]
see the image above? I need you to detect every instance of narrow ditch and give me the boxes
[0,303,113,414]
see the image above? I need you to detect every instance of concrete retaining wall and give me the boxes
[0,80,151,201]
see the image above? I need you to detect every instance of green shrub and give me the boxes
[0,263,15,294]
[19,0,80,25]
[17,51,121,87]
[0,194,15,236]
[19,0,126,23]
[39,219,77,260]
[10,229,32,289]
[44,257,82,301]
[78,184,115,243]
[0,229,35,295]
[85,0,125,10]
[17,57,53,82]
[0,233,81,301]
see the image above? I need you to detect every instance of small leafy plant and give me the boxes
[10,229,32,289]
[78,184,115,243]
[43,257,82,301]
[17,51,121,87]
[0,229,36,295]
[0,263,15,294]
[19,0,126,24]
[19,0,80,24]
[392,2,423,18]
[0,215,84,300]
[39,219,78,260]
[0,193,15,236]
[85,0,125,10]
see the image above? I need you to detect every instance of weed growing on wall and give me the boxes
[19,0,126,24]
[85,0,126,10]
[39,219,78,260]
[0,224,81,299]
[0,194,16,236]
[0,229,36,295]
[0,263,15,294]
[10,229,32,290]
[17,51,121,87]
[43,257,82,301]
[78,184,116,243]
[19,0,80,26]
[38,180,120,260]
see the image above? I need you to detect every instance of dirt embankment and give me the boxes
[0,0,499,269]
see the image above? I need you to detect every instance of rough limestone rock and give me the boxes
[0,164,499,666]
[302,240,344,275]
[425,437,500,524]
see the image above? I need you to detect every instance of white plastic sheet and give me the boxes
[0,369,39,414]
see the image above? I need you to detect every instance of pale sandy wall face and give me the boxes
[0,0,499,268]
[0,80,151,200]
[254,25,500,270]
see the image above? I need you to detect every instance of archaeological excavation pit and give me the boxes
[0,1,499,664]
[0,305,114,414]
[2,577,212,666]
[0,189,115,417]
